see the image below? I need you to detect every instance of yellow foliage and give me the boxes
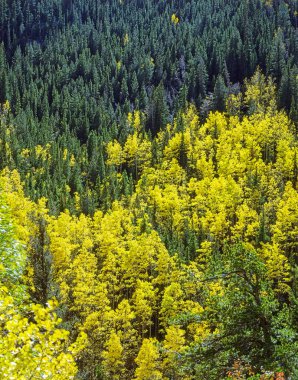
[171,14,179,25]
[161,325,186,377]
[135,338,162,380]
[102,331,124,379]
[107,140,124,166]
[35,144,51,161]
[273,182,298,258]
[164,325,185,352]
[259,243,291,292]
[127,110,143,131]
[133,280,156,335]
[232,203,260,241]
[0,291,85,380]
[20,148,30,158]
[123,33,129,45]
[160,282,184,329]
[124,132,152,171]
[244,69,277,115]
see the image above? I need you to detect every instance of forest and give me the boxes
[0,0,298,379]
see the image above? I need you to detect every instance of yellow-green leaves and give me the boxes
[244,69,277,115]
[171,14,179,25]
[273,182,298,259]
[0,296,84,380]
[106,111,152,174]
[107,140,125,167]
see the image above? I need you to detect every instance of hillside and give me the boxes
[0,1,298,379]
[0,0,297,213]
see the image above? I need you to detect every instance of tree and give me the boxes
[0,175,86,380]
[147,84,169,137]
[184,244,290,379]
[213,74,227,111]
[134,339,162,380]
[0,298,85,380]
[102,331,125,380]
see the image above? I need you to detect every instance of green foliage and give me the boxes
[0,0,297,212]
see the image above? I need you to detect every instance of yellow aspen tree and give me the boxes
[113,300,138,379]
[132,280,156,337]
[171,14,179,25]
[106,140,125,167]
[159,282,184,330]
[258,242,291,293]
[99,249,124,307]
[122,231,170,288]
[92,203,134,260]
[71,249,100,317]
[47,211,93,303]
[273,182,298,260]
[162,325,186,379]
[123,33,129,45]
[134,338,163,380]
[232,203,260,242]
[123,133,152,174]
[102,331,125,379]
[127,110,143,132]
[244,69,277,115]
[78,281,111,377]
